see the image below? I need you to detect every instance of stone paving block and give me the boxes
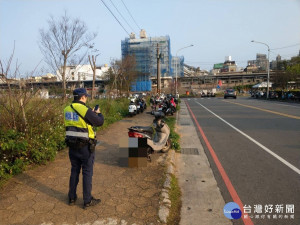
[132,208,148,220]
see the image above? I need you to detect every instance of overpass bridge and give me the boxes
[0,79,107,91]
[179,71,272,84]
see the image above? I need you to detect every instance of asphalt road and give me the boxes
[185,97,300,225]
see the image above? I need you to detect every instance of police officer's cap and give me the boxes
[73,88,90,97]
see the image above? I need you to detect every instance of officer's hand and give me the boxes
[93,107,101,114]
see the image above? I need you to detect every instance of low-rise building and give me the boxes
[56,64,109,82]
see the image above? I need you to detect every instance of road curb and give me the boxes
[158,110,181,224]
[158,150,176,224]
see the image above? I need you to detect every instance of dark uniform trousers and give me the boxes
[68,145,95,204]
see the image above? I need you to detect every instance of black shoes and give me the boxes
[83,197,101,209]
[69,196,77,206]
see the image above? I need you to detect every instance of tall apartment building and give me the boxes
[270,54,282,70]
[248,53,268,71]
[121,30,182,92]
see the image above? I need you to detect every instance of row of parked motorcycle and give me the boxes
[150,94,177,116]
[127,94,178,161]
[128,97,147,116]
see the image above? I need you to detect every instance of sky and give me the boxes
[1,0,300,75]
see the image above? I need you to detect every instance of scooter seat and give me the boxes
[129,126,154,134]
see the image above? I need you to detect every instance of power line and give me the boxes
[100,0,130,36]
[108,0,136,34]
[271,43,300,50]
[270,50,298,59]
[120,0,141,31]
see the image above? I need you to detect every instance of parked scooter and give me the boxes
[136,100,141,114]
[128,100,137,116]
[140,98,147,111]
[157,98,176,116]
[151,96,161,115]
[137,98,147,113]
[128,111,171,160]
[170,97,176,114]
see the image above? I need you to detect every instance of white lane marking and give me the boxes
[194,100,300,175]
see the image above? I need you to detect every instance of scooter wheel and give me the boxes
[161,138,171,153]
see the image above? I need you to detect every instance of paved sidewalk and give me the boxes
[0,110,165,225]
[175,100,232,225]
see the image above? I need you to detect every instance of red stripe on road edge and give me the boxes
[185,101,253,225]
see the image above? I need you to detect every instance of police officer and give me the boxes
[64,88,104,209]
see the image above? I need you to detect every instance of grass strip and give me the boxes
[164,117,180,152]
[167,174,182,225]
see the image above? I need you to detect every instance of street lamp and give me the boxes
[251,40,270,99]
[175,44,194,97]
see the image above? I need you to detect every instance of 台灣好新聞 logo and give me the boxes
[224,202,242,219]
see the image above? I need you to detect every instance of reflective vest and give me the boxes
[64,103,95,140]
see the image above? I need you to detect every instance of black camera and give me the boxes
[94,104,99,111]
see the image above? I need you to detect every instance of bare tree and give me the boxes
[104,56,137,97]
[0,42,19,130]
[39,11,97,99]
[104,59,121,96]
[121,55,138,96]
[0,43,43,132]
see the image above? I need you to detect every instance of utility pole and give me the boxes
[157,43,161,95]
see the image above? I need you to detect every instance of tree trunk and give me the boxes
[7,80,17,130]
[89,55,97,100]
[20,98,28,132]
[62,57,67,101]
[92,68,96,99]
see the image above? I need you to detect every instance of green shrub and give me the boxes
[0,97,129,183]
[0,130,29,178]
